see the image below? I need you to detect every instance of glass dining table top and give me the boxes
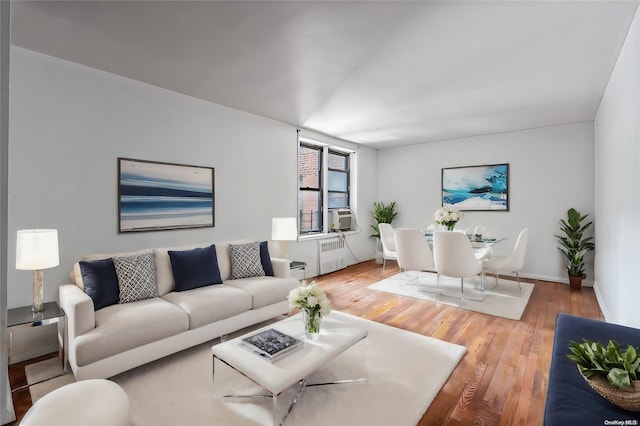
[469,238,506,248]
[425,233,506,248]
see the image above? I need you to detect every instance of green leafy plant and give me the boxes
[568,339,640,390]
[555,208,595,278]
[369,201,398,238]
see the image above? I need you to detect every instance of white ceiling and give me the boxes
[10,1,639,149]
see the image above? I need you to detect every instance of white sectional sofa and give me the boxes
[58,240,299,380]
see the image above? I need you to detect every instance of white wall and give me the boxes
[376,122,595,283]
[1,2,14,423]
[8,47,291,306]
[7,47,377,360]
[594,6,640,328]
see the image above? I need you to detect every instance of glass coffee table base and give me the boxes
[211,313,368,426]
[214,355,366,426]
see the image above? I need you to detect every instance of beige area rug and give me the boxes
[26,358,74,401]
[368,272,534,320]
[28,311,465,425]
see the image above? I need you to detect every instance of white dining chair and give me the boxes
[378,223,397,278]
[394,228,437,290]
[483,228,529,290]
[433,231,484,303]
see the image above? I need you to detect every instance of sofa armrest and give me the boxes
[544,314,640,425]
[58,284,95,340]
[270,258,291,278]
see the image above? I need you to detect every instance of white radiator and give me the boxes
[318,237,347,275]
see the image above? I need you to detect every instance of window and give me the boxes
[298,140,352,235]
[327,150,349,209]
[298,143,323,234]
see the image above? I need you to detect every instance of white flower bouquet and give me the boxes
[288,281,332,315]
[288,281,331,338]
[434,206,461,231]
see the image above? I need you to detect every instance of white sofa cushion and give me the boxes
[74,297,189,367]
[215,242,232,281]
[161,284,252,329]
[226,276,300,309]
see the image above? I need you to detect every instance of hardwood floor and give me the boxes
[312,260,603,426]
[8,260,602,425]
[8,352,57,425]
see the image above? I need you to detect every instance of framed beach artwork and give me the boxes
[441,163,509,211]
[118,158,215,232]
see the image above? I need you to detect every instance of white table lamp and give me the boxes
[271,217,297,260]
[16,229,59,312]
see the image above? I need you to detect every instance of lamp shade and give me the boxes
[271,217,297,241]
[16,229,60,270]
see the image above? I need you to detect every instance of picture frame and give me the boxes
[118,158,215,232]
[441,163,509,211]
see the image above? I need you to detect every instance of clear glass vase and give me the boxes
[303,309,322,341]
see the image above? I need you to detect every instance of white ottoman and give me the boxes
[20,379,131,426]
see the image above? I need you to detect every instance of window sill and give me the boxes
[298,229,359,242]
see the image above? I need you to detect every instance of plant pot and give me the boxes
[580,370,640,412]
[569,274,583,290]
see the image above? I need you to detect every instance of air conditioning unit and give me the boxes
[330,209,353,232]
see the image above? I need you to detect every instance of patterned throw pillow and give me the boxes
[113,251,158,304]
[229,241,266,280]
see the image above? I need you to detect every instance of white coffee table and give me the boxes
[211,312,368,425]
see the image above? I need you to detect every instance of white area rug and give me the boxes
[369,272,534,320]
[26,358,73,401]
[28,311,465,426]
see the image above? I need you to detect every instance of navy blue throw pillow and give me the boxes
[169,245,222,292]
[260,241,274,276]
[79,258,120,310]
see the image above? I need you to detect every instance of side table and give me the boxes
[8,301,67,391]
[290,260,307,280]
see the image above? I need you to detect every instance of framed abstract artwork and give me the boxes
[118,158,215,232]
[441,163,509,211]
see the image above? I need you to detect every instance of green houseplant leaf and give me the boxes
[608,368,631,389]
[555,208,595,278]
[369,201,398,238]
[568,339,640,390]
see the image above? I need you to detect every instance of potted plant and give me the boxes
[555,207,595,289]
[370,201,398,264]
[568,339,640,411]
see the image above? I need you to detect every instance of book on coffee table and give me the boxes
[240,328,303,362]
